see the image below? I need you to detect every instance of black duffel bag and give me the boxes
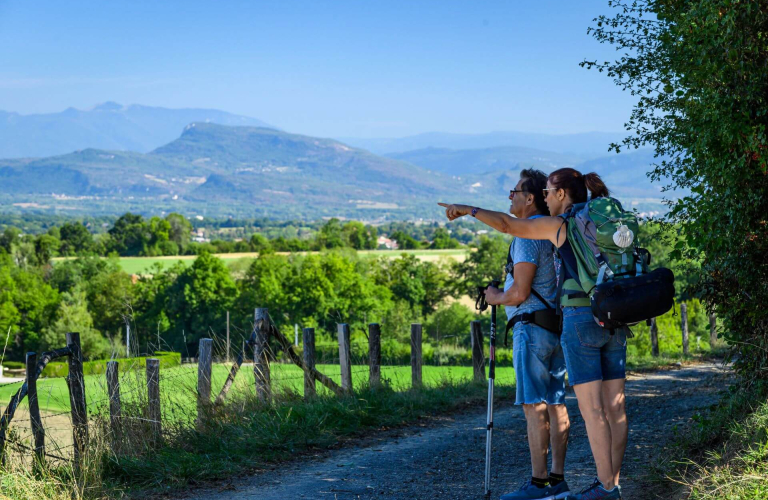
[590,267,676,330]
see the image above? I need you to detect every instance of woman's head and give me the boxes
[544,168,610,215]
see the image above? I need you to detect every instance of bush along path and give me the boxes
[183,362,731,500]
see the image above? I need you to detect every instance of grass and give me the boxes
[51,249,468,275]
[0,350,721,500]
[1,373,516,499]
[649,379,768,499]
[0,349,704,417]
[0,363,517,417]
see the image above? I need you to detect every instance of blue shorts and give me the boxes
[560,306,628,386]
[512,321,567,405]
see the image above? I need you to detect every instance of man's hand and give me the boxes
[437,203,473,221]
[484,286,504,306]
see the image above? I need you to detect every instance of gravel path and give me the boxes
[187,362,731,500]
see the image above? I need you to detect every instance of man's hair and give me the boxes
[519,168,549,215]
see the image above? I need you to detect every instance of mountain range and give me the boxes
[0,102,272,158]
[0,123,500,219]
[0,103,670,219]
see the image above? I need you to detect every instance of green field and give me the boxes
[52,249,468,275]
[0,362,515,418]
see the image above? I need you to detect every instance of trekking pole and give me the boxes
[476,280,500,500]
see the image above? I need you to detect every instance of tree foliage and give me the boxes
[584,1,768,377]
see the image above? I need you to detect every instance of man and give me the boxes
[484,169,571,500]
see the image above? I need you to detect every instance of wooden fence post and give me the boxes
[146,358,161,446]
[681,302,689,355]
[197,338,213,424]
[303,327,316,398]
[254,308,271,401]
[369,323,381,388]
[710,313,717,348]
[650,318,659,357]
[26,352,44,464]
[471,321,485,382]
[337,323,352,393]
[66,332,88,470]
[226,310,230,364]
[411,323,423,389]
[106,361,121,452]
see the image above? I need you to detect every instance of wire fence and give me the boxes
[0,307,511,470]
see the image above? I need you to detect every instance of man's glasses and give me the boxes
[509,189,526,197]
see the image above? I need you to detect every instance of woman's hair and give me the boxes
[519,168,549,214]
[547,168,610,203]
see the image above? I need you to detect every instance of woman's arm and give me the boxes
[437,203,566,246]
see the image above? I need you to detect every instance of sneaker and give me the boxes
[500,479,556,500]
[548,479,572,500]
[565,479,621,500]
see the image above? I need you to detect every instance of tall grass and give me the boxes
[2,372,514,499]
[656,381,768,499]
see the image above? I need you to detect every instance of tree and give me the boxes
[429,227,461,249]
[59,222,93,256]
[249,233,273,253]
[373,254,450,316]
[342,221,377,250]
[390,230,420,250]
[162,252,238,351]
[452,235,510,297]
[316,218,345,249]
[40,288,112,360]
[0,227,20,253]
[584,1,768,377]
[34,233,60,264]
[165,213,192,251]
[107,213,150,256]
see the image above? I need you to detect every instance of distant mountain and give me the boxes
[0,102,274,158]
[0,123,505,219]
[338,131,626,157]
[386,146,584,176]
[456,148,670,215]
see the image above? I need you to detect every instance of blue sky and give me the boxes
[0,0,637,138]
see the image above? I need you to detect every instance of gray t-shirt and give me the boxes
[504,215,557,321]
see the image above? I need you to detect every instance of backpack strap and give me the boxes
[555,215,591,308]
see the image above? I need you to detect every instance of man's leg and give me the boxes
[601,378,627,485]
[573,380,616,490]
[522,403,550,479]
[547,403,569,475]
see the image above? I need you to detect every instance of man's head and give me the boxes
[509,168,549,218]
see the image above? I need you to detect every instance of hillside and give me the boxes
[0,123,506,219]
[386,146,584,176]
[0,102,273,158]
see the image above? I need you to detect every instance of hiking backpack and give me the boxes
[557,197,676,330]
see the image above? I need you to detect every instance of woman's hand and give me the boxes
[437,203,473,221]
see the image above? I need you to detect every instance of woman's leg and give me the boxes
[602,378,627,485]
[573,380,616,490]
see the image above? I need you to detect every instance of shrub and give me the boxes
[41,351,181,378]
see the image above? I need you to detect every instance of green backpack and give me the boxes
[558,197,675,329]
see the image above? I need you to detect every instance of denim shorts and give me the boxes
[512,321,567,405]
[560,306,628,386]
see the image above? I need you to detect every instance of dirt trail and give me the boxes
[187,363,731,500]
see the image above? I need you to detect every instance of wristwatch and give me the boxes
[471,207,480,217]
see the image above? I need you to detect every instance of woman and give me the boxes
[439,168,627,500]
